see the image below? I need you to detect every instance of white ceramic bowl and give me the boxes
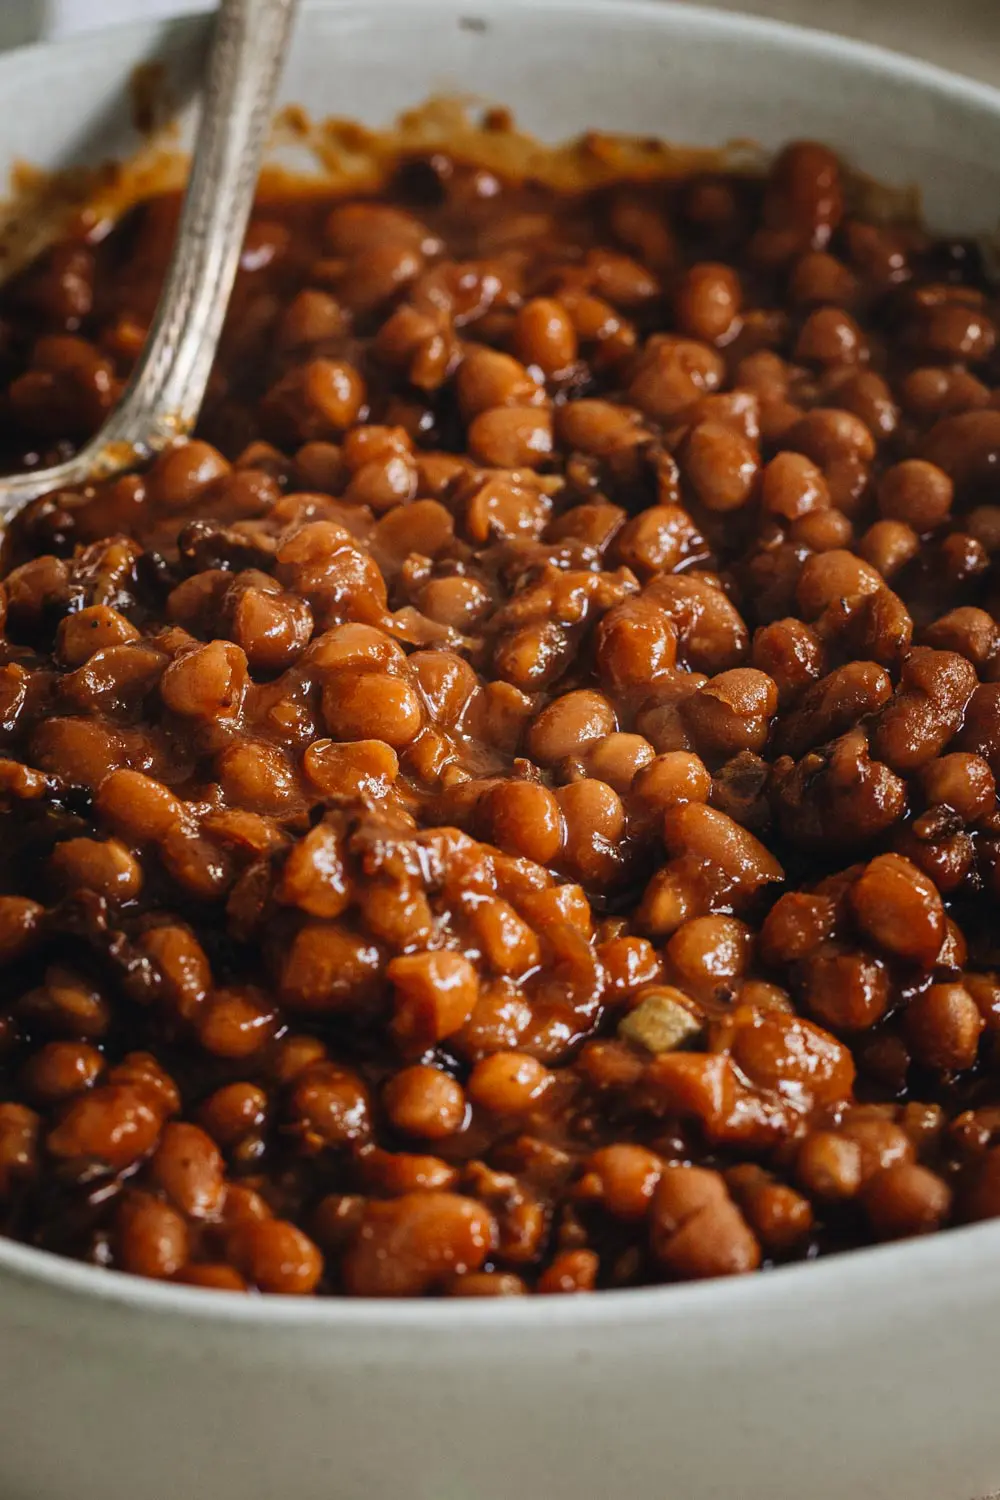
[2,6,1000,1499]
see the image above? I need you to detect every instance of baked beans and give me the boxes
[0,135,995,1295]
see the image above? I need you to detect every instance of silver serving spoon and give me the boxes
[0,0,299,515]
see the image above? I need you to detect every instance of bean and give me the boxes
[384,1066,467,1139]
[342,1192,496,1297]
[117,1193,189,1280]
[149,1122,225,1218]
[229,1219,323,1295]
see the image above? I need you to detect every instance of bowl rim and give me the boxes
[2,0,1000,1326]
[5,0,1000,118]
[3,1210,1000,1329]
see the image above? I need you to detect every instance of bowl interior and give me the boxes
[1,0,1000,233]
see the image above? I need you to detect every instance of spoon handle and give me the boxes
[1,0,299,513]
[111,0,299,448]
